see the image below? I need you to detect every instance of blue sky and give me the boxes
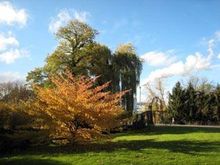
[1,0,220,101]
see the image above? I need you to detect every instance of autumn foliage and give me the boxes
[33,72,127,143]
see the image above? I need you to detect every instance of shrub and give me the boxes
[32,72,127,143]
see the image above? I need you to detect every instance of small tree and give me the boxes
[33,72,126,143]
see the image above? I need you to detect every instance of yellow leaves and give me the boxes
[32,71,126,142]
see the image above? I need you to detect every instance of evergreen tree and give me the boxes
[214,84,220,122]
[167,79,220,124]
[167,82,186,123]
[184,82,197,123]
[194,90,207,123]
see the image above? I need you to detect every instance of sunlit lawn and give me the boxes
[0,126,220,165]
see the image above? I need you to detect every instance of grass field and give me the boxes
[0,126,220,165]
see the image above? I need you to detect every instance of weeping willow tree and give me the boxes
[114,43,143,113]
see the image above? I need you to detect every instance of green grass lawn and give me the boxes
[0,126,220,165]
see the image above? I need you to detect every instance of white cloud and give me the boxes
[49,10,71,33]
[138,31,220,103]
[207,39,214,60]
[214,31,220,40]
[49,9,90,33]
[0,33,29,64]
[142,33,219,84]
[141,50,177,66]
[0,1,28,26]
[0,49,29,64]
[0,72,23,83]
[0,33,19,51]
[143,53,211,83]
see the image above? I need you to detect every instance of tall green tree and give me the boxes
[114,43,142,112]
[184,82,197,123]
[194,90,207,123]
[27,20,98,84]
[167,82,186,123]
[214,84,220,121]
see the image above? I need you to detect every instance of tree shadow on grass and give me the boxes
[1,126,219,160]
[0,158,67,165]
[1,139,219,165]
[10,138,219,156]
[116,126,220,137]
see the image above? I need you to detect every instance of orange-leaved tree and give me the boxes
[33,72,127,143]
